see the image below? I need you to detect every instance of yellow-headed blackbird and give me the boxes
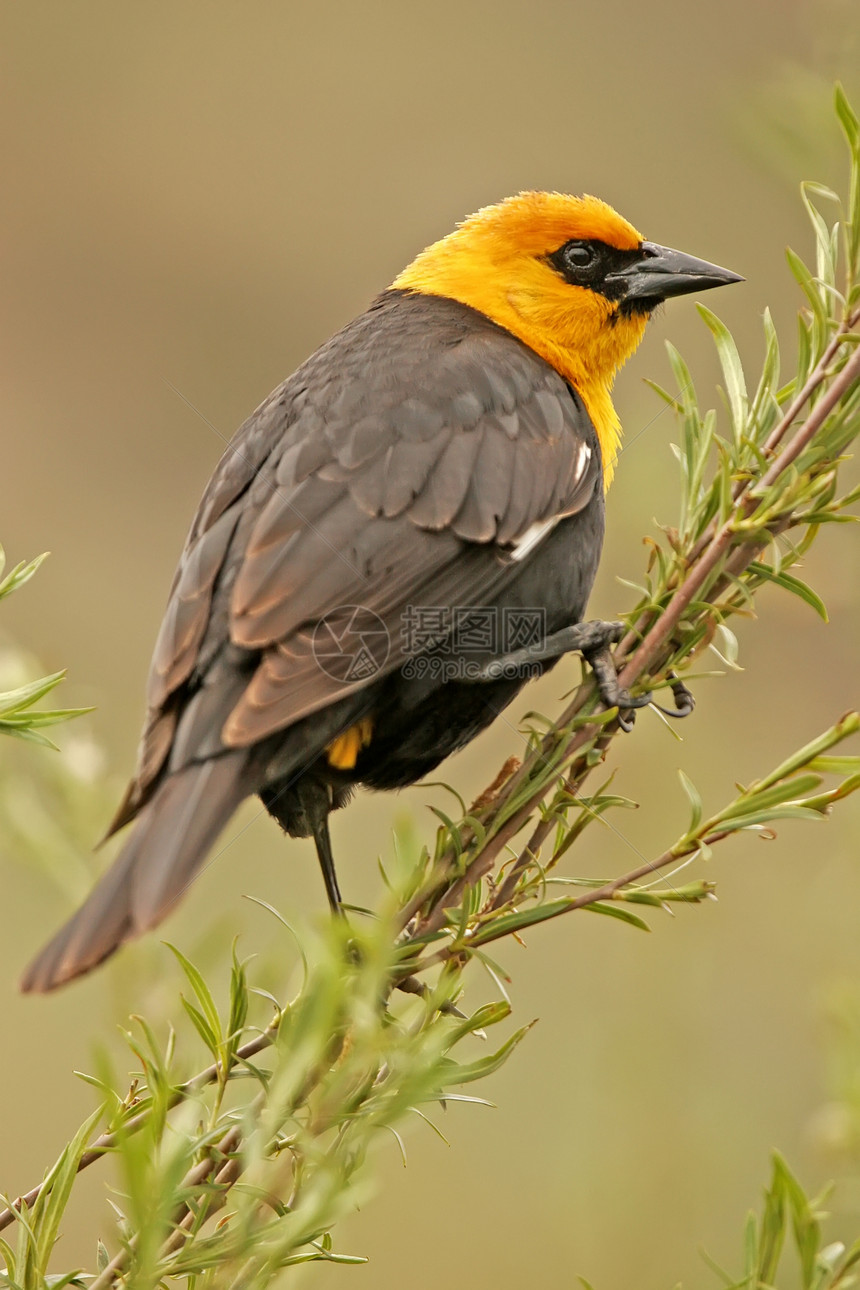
[21,193,740,992]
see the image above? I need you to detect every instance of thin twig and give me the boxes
[0,1027,277,1234]
[404,831,734,975]
[89,1124,245,1290]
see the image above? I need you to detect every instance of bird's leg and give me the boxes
[310,809,344,914]
[260,777,346,912]
[475,618,629,680]
[302,798,462,1016]
[474,619,652,716]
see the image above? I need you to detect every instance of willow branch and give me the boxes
[619,337,860,685]
[404,315,860,935]
[404,829,733,975]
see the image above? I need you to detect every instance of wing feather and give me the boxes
[120,292,602,810]
[453,423,518,542]
[406,426,485,530]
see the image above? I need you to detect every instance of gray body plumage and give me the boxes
[21,290,604,991]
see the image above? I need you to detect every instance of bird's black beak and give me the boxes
[607,241,743,305]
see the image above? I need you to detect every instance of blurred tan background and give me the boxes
[2,1,860,1285]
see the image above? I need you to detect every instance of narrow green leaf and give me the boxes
[227,944,250,1056]
[747,561,829,620]
[0,724,61,749]
[836,1237,860,1275]
[468,897,578,944]
[835,83,860,149]
[445,1000,511,1047]
[180,997,220,1058]
[44,1271,89,1289]
[785,247,830,333]
[0,706,94,728]
[0,672,66,717]
[583,902,651,932]
[678,769,703,833]
[642,378,680,408]
[744,773,824,813]
[437,1022,534,1086]
[697,1244,736,1286]
[807,755,860,774]
[711,805,827,833]
[32,1107,103,1269]
[0,1232,19,1274]
[744,1208,758,1276]
[165,945,223,1051]
[621,880,716,906]
[666,341,696,406]
[474,951,513,1005]
[698,305,748,441]
[796,312,813,388]
[0,551,49,600]
[756,1157,787,1284]
[774,1153,820,1287]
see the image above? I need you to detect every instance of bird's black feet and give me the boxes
[580,649,696,728]
[475,618,627,681]
[580,640,651,730]
[475,618,652,727]
[473,620,696,729]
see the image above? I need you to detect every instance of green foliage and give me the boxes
[699,1154,860,1290]
[3,917,527,1287]
[1,83,860,1290]
[0,548,92,750]
[0,547,114,901]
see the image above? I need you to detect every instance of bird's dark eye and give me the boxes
[562,241,596,270]
[546,237,625,290]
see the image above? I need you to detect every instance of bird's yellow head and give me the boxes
[393,192,741,483]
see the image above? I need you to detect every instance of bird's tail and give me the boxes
[20,752,252,993]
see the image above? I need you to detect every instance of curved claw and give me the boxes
[618,689,653,711]
[617,689,653,734]
[583,640,654,731]
[652,674,696,720]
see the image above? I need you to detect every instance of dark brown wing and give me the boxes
[116,291,600,824]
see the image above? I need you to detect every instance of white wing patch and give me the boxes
[509,516,559,562]
[507,440,593,562]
